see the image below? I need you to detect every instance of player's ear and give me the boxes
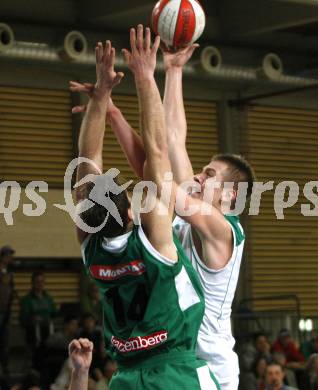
[231,189,237,203]
[220,187,236,211]
[127,207,133,222]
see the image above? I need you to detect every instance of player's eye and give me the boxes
[206,170,216,178]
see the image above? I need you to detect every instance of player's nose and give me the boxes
[194,175,204,185]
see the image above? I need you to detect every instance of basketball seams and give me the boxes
[152,0,171,34]
[173,0,196,48]
[158,0,181,46]
[188,0,206,43]
[152,0,205,48]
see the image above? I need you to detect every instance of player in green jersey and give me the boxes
[75,25,219,389]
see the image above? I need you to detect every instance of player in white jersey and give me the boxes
[70,45,255,390]
[172,214,245,388]
[162,46,255,390]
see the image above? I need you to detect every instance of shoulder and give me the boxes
[138,225,180,267]
[224,215,245,245]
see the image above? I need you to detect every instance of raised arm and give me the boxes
[163,45,198,184]
[107,99,146,178]
[68,339,93,390]
[75,41,123,242]
[70,81,146,179]
[163,46,234,265]
[76,42,123,183]
[123,25,177,260]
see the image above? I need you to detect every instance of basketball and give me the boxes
[151,0,206,49]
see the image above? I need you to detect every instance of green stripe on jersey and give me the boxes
[225,215,245,246]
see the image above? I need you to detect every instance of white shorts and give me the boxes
[197,333,239,390]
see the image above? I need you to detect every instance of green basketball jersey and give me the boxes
[81,225,205,366]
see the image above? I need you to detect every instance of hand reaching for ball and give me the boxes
[162,44,199,70]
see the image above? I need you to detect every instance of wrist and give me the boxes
[134,73,154,85]
[165,66,183,76]
[93,83,112,101]
[72,366,89,376]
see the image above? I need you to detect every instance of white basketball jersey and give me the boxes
[173,215,245,387]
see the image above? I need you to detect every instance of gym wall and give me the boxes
[1,49,318,320]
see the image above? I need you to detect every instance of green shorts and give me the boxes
[109,351,220,390]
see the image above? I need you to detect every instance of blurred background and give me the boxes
[1,0,318,389]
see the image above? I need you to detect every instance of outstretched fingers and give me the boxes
[151,35,161,55]
[95,42,103,64]
[130,28,137,52]
[122,48,131,65]
[136,24,143,51]
[104,40,111,60]
[145,27,151,51]
[71,105,87,114]
[69,81,81,90]
[187,43,199,56]
[69,81,94,94]
[110,47,116,69]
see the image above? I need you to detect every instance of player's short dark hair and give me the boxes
[78,176,130,238]
[212,154,256,199]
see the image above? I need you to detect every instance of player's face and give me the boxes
[193,160,230,207]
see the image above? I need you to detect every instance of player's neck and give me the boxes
[126,220,134,233]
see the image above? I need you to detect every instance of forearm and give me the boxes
[78,92,110,162]
[136,76,167,158]
[164,68,187,144]
[164,68,193,183]
[135,75,170,192]
[76,91,110,185]
[68,368,89,390]
[108,107,146,178]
